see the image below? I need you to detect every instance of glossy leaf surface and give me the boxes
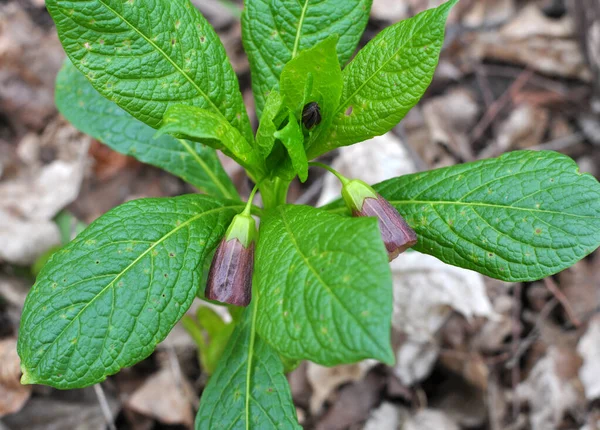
[254,205,394,366]
[47,0,253,142]
[56,61,239,200]
[242,0,371,115]
[326,151,600,281]
[315,0,457,157]
[196,301,300,430]
[18,195,242,388]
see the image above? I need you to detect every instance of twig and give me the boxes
[543,277,582,327]
[471,68,534,150]
[527,132,585,152]
[487,371,503,430]
[511,283,522,422]
[482,64,570,96]
[93,383,116,430]
[475,65,495,109]
[506,299,558,369]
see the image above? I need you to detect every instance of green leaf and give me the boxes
[196,300,300,430]
[274,114,308,182]
[312,0,457,158]
[158,105,266,179]
[46,0,253,143]
[256,90,285,158]
[279,36,343,154]
[327,151,600,282]
[242,0,372,115]
[56,61,240,201]
[18,195,243,389]
[254,205,394,366]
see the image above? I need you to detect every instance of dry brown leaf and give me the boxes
[470,5,592,80]
[88,141,137,181]
[306,360,377,415]
[394,339,439,386]
[371,0,410,22]
[0,4,63,130]
[125,368,194,428]
[391,251,493,385]
[581,417,600,430]
[314,370,385,430]
[432,375,488,428]
[422,88,480,161]
[473,295,514,353]
[558,260,600,324]
[502,4,573,39]
[391,252,494,340]
[0,210,60,265]
[516,346,585,430]
[404,408,460,430]
[0,338,31,417]
[363,402,400,430]
[402,107,457,169]
[496,103,549,151]
[577,316,600,400]
[1,160,86,222]
[0,121,89,264]
[1,394,119,430]
[462,0,516,28]
[439,351,489,391]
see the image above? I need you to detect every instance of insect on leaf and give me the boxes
[312,0,458,158]
[279,35,343,155]
[243,0,371,116]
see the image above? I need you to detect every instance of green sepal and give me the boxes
[225,213,257,248]
[342,179,378,212]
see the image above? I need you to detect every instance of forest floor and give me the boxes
[1,0,599,429]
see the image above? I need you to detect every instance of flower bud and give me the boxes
[205,213,256,307]
[342,179,417,261]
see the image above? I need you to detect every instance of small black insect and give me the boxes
[302,102,322,129]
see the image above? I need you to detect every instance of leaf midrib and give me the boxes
[177,139,237,200]
[292,0,310,58]
[327,199,599,220]
[27,203,243,373]
[91,0,224,120]
[279,208,391,358]
[334,5,441,116]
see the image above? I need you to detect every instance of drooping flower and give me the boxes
[342,179,417,261]
[205,211,256,307]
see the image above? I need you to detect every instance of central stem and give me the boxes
[259,177,290,209]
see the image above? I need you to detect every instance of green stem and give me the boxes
[308,161,350,185]
[242,184,260,216]
[259,177,290,209]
